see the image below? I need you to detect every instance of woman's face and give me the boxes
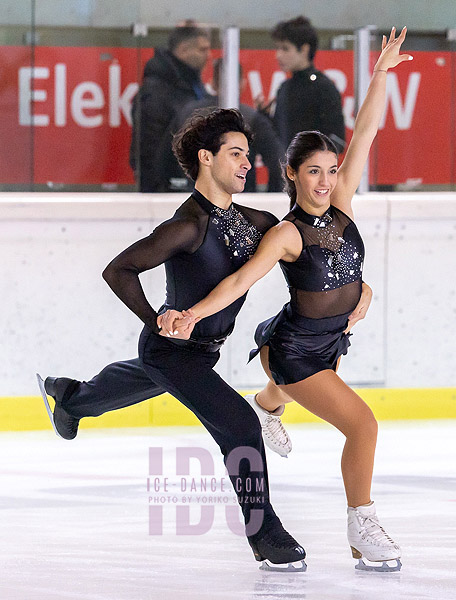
[288,150,338,213]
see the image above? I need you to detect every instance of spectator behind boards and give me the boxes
[129,23,211,192]
[157,58,285,193]
[259,16,345,153]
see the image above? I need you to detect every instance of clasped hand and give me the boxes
[156,309,199,339]
[344,282,373,334]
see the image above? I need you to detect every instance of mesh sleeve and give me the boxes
[102,216,202,332]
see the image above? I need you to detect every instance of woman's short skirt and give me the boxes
[249,304,352,386]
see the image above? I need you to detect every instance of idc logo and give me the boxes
[147,447,266,537]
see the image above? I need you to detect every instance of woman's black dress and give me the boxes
[249,203,365,385]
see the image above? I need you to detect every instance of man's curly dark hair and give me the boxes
[172,108,253,181]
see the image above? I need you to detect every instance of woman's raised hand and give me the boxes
[374,26,413,73]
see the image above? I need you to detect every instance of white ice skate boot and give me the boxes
[347,501,401,572]
[245,394,292,458]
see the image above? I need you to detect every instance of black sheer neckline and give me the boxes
[291,203,333,228]
[192,188,233,215]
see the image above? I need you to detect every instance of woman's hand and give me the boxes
[157,309,199,339]
[344,282,373,334]
[374,26,413,73]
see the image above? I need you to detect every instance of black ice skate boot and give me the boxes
[249,525,307,572]
[36,373,80,440]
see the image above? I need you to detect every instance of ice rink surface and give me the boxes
[1,420,455,600]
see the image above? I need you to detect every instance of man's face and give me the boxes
[177,35,211,71]
[275,40,310,72]
[209,132,251,195]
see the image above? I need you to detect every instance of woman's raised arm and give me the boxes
[158,221,300,337]
[331,26,412,217]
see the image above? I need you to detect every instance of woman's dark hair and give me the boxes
[284,131,338,209]
[271,16,318,61]
[172,108,253,181]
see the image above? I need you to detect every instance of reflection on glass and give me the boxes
[0,3,454,191]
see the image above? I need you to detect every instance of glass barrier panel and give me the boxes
[0,1,34,190]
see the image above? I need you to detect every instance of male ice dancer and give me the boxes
[37,109,306,571]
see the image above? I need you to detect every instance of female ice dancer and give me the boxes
[160,27,412,572]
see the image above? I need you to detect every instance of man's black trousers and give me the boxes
[62,327,279,538]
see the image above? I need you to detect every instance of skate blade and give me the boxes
[260,559,307,572]
[36,373,64,439]
[355,558,402,573]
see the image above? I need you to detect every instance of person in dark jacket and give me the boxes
[158,58,285,192]
[129,24,211,192]
[264,16,345,153]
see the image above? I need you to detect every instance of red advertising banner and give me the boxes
[0,46,34,183]
[0,46,454,186]
[372,51,453,185]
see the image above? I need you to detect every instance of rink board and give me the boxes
[1,387,455,432]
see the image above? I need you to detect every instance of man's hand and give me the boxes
[157,309,199,340]
[344,282,373,334]
[157,309,188,339]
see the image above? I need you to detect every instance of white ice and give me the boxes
[0,420,455,600]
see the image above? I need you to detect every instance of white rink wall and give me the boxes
[1,192,455,396]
